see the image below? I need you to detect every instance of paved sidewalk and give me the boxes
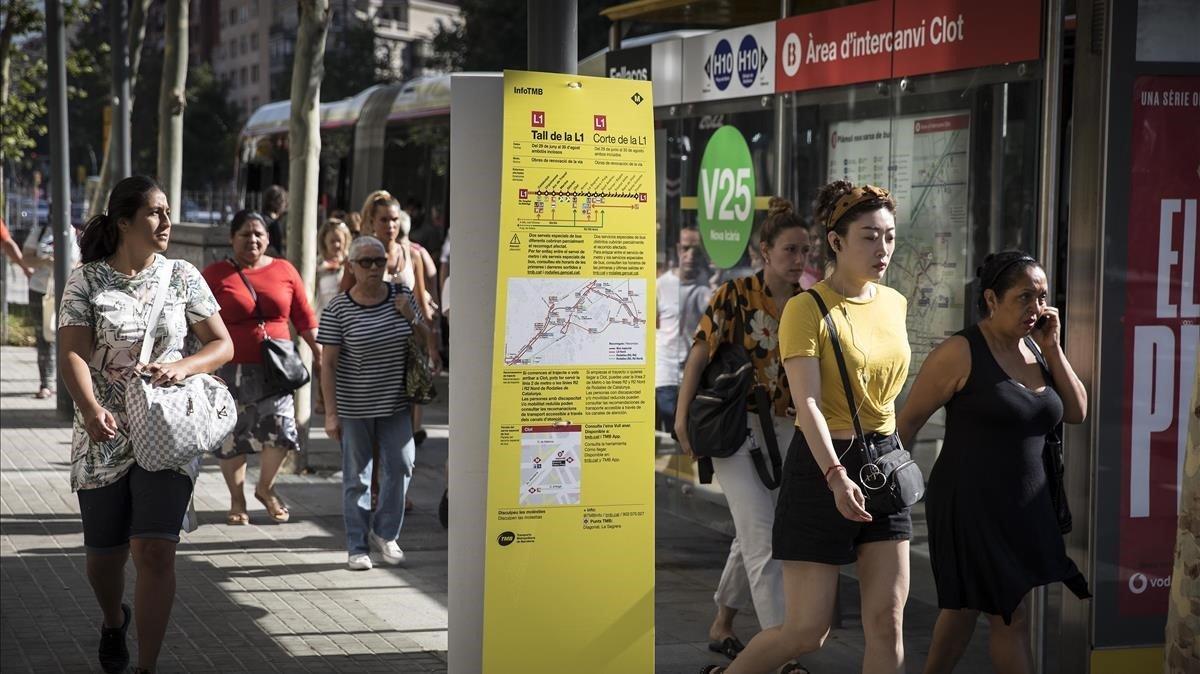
[1,345,993,673]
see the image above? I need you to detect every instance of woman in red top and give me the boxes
[202,210,321,525]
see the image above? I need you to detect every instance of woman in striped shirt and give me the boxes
[318,236,439,570]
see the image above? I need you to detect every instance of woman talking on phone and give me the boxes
[896,251,1090,673]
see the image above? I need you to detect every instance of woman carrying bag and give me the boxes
[59,176,233,674]
[709,181,913,674]
[319,236,438,570]
[897,251,1090,673]
[201,209,321,525]
[675,198,814,669]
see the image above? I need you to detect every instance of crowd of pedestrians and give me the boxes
[34,173,1085,673]
[661,181,1091,674]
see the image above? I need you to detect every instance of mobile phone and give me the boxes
[1035,314,1048,330]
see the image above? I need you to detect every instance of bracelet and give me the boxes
[824,464,846,483]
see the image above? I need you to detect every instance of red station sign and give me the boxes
[776,0,1043,93]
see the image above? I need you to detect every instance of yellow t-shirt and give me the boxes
[778,281,910,434]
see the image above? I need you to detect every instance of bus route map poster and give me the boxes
[481,70,656,673]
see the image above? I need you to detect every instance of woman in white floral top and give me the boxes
[58,176,233,674]
[673,197,816,670]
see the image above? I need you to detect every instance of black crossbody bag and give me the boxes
[687,304,784,490]
[1026,336,1073,534]
[232,261,311,400]
[806,289,924,515]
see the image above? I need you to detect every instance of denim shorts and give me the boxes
[77,465,194,552]
[772,431,912,565]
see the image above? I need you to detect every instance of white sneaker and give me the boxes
[369,531,406,565]
[347,553,373,571]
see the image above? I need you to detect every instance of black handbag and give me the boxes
[1027,337,1072,534]
[806,289,924,515]
[686,304,783,489]
[233,261,311,400]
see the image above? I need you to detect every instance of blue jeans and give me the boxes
[655,385,679,433]
[340,408,415,555]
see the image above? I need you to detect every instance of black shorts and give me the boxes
[773,431,912,565]
[77,465,194,552]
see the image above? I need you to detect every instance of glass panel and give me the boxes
[786,64,1042,455]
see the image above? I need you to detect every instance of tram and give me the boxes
[237,74,450,222]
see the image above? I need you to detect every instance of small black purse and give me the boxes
[806,289,925,515]
[233,261,311,400]
[1027,336,1072,534]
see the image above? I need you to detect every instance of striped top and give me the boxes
[317,283,420,419]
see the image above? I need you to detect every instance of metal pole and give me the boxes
[1037,0,1064,292]
[1030,4,1064,671]
[47,0,74,416]
[527,0,577,75]
[110,0,132,179]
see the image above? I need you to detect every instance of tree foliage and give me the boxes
[1,0,98,171]
[182,63,240,189]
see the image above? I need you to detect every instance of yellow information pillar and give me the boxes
[481,70,656,673]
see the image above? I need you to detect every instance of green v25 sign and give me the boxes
[698,126,755,269]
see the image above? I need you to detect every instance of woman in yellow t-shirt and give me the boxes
[709,182,912,674]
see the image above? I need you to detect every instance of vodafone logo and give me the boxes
[1127,572,1171,594]
[782,32,803,77]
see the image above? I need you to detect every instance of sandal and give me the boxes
[255,490,291,523]
[780,662,811,674]
[34,387,53,399]
[707,636,745,660]
[225,511,249,526]
[700,667,726,674]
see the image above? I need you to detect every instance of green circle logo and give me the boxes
[698,126,756,269]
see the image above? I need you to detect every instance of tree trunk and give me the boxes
[88,0,151,218]
[286,0,330,466]
[1164,357,1200,672]
[156,0,187,209]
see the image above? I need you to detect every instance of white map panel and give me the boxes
[827,112,971,383]
[504,278,648,367]
[520,425,582,506]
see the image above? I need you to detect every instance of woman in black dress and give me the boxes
[897,251,1090,673]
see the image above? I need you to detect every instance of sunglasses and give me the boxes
[354,257,388,268]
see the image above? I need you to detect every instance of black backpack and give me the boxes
[686,309,783,489]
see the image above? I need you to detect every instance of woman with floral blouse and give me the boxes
[674,198,815,670]
[59,176,233,674]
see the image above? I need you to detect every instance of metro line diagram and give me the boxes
[503,278,648,366]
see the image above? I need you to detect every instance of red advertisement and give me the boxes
[776,0,1042,93]
[1119,75,1200,616]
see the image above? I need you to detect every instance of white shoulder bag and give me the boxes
[125,261,237,472]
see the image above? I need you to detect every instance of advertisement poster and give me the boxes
[1112,75,1199,628]
[827,112,971,382]
[481,70,656,673]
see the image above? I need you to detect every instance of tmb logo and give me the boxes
[496,531,516,547]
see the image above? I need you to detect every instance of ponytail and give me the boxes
[79,213,120,264]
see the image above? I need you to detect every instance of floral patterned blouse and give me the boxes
[58,255,220,492]
[693,270,802,417]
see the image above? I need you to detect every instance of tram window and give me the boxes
[381,119,451,250]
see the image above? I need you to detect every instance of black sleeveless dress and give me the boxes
[926,325,1089,624]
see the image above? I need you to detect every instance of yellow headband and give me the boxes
[826,184,891,230]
